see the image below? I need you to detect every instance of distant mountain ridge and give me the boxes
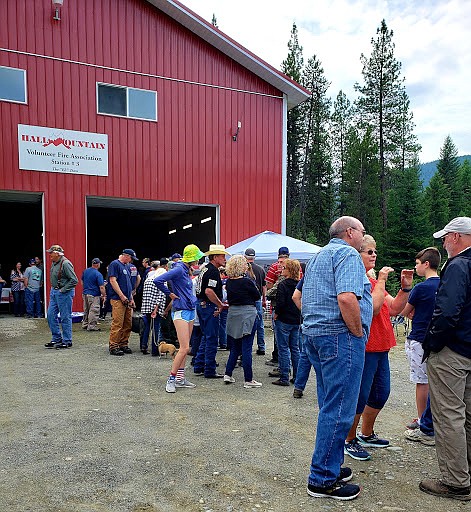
[420,155,471,187]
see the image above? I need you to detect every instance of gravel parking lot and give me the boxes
[0,315,455,512]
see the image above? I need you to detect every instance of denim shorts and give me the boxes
[356,351,390,413]
[172,309,196,323]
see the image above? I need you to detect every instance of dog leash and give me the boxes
[151,317,159,354]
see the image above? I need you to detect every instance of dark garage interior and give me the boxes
[0,193,217,313]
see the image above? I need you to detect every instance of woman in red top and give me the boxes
[344,235,414,461]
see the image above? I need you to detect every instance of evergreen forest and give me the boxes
[281,20,471,289]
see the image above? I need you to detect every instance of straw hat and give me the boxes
[203,244,230,256]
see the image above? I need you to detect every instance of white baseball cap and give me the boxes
[433,217,471,238]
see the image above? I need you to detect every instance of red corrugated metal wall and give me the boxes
[0,0,284,307]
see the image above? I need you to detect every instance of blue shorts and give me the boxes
[172,309,196,323]
[356,351,390,413]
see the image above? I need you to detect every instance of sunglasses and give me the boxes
[363,249,378,255]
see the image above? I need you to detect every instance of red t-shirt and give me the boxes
[366,278,396,352]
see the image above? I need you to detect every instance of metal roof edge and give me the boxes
[146,0,310,109]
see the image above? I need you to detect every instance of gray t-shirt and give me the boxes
[24,266,42,291]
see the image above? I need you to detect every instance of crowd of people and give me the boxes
[5,214,471,503]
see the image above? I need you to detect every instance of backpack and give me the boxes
[266,275,286,306]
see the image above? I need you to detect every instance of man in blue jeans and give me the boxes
[301,216,373,501]
[44,244,78,349]
[194,245,229,378]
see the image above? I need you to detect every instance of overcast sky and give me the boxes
[181,0,470,163]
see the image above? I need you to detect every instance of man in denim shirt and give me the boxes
[302,216,373,500]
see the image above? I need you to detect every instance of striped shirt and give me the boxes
[301,238,373,337]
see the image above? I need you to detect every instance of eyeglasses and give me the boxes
[362,249,377,255]
[349,226,366,236]
[441,233,450,242]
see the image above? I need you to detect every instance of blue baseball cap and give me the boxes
[122,249,138,261]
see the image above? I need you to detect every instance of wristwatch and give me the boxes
[400,287,412,292]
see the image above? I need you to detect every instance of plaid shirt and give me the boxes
[141,274,167,315]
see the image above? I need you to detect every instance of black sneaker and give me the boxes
[45,341,60,348]
[256,349,265,355]
[307,480,360,500]
[121,347,133,354]
[339,467,353,482]
[55,342,72,349]
[110,348,125,356]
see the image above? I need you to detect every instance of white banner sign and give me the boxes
[18,124,108,176]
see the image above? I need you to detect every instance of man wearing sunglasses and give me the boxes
[301,216,373,500]
[420,217,471,501]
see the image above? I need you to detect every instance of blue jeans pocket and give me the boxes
[314,335,339,361]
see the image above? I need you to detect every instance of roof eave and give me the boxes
[146,0,310,109]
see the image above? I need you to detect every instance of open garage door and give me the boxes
[86,197,218,267]
[0,190,44,278]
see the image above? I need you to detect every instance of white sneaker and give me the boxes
[223,375,235,384]
[175,378,196,388]
[404,428,435,445]
[244,380,262,388]
[165,378,176,393]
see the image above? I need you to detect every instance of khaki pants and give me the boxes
[82,294,100,330]
[109,299,132,351]
[428,346,471,488]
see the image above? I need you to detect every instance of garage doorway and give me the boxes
[85,197,218,269]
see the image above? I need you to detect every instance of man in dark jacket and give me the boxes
[420,217,471,501]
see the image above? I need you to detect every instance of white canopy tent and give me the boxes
[225,231,322,266]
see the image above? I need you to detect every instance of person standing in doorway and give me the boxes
[24,258,43,318]
[10,261,25,317]
[108,249,139,356]
[44,245,78,349]
[81,258,106,332]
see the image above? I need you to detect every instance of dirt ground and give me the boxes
[0,314,461,512]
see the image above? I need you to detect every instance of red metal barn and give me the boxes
[0,0,308,310]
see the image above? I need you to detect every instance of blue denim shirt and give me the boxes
[301,238,372,337]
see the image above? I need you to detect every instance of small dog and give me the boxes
[158,341,178,359]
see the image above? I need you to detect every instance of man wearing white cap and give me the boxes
[420,217,471,501]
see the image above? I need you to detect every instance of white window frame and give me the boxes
[0,65,27,104]
[96,82,157,122]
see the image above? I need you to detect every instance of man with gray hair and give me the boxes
[302,216,373,500]
[420,217,471,501]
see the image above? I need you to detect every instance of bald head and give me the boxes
[329,216,365,250]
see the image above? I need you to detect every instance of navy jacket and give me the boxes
[423,246,471,359]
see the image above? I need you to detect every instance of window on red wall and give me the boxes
[0,66,27,104]
[97,83,157,122]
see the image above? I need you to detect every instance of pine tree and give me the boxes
[354,19,406,229]
[393,87,421,176]
[437,135,460,216]
[298,55,334,244]
[341,126,382,237]
[457,159,471,216]
[281,23,304,236]
[331,90,353,216]
[385,159,428,271]
[423,172,451,234]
